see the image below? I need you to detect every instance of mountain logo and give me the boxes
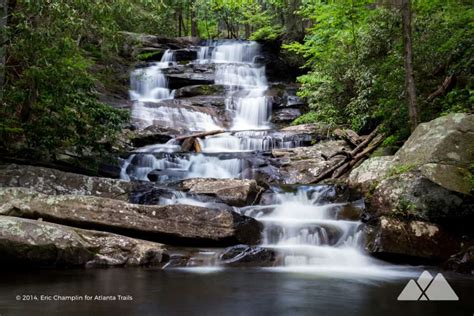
[397,270,459,301]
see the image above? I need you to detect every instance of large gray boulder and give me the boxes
[363,216,462,263]
[0,164,134,201]
[349,113,474,195]
[0,187,263,246]
[395,113,473,168]
[0,216,168,267]
[180,178,263,207]
[367,170,473,226]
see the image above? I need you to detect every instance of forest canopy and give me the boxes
[0,0,472,165]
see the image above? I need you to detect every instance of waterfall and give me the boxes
[129,49,174,102]
[239,186,405,276]
[120,40,414,279]
[211,41,271,131]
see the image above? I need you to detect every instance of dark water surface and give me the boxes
[0,268,472,316]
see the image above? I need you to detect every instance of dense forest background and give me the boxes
[0,0,472,167]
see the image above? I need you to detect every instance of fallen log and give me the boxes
[175,130,224,141]
[333,128,363,147]
[332,133,385,178]
[311,126,383,183]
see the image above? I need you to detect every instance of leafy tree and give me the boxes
[288,0,473,142]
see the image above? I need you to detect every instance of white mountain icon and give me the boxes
[397,270,459,301]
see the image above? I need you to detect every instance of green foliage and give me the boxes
[250,26,284,41]
[289,0,473,140]
[0,0,174,162]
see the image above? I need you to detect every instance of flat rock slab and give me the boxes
[0,164,134,201]
[180,178,263,207]
[0,187,262,246]
[0,216,168,267]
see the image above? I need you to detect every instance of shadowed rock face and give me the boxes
[0,216,168,267]
[0,187,263,247]
[219,245,278,267]
[363,216,462,264]
[180,178,263,207]
[367,170,474,228]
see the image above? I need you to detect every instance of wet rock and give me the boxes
[141,100,228,130]
[161,96,227,108]
[272,140,351,184]
[0,187,262,246]
[272,108,301,124]
[0,164,134,201]
[443,246,474,274]
[0,216,168,267]
[180,178,264,207]
[174,84,227,98]
[166,72,214,89]
[219,245,278,267]
[173,48,198,61]
[363,216,462,263]
[336,204,363,221]
[139,99,229,133]
[129,125,184,147]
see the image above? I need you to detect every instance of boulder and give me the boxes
[366,170,474,230]
[350,114,474,196]
[166,73,215,89]
[0,187,262,246]
[129,125,184,147]
[174,84,227,98]
[363,216,462,263]
[180,178,263,207]
[0,216,168,267]
[395,113,473,168]
[271,140,351,184]
[348,156,394,192]
[272,108,302,124]
[160,96,227,108]
[219,245,278,267]
[173,48,198,61]
[443,246,474,274]
[0,164,134,201]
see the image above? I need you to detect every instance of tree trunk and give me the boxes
[190,1,198,37]
[401,0,418,131]
[285,0,303,42]
[0,0,7,100]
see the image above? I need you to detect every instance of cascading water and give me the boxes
[212,41,271,131]
[238,186,410,277]
[120,40,413,279]
[129,49,174,102]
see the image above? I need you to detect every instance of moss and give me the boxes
[466,163,474,193]
[137,50,163,61]
[386,164,417,178]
